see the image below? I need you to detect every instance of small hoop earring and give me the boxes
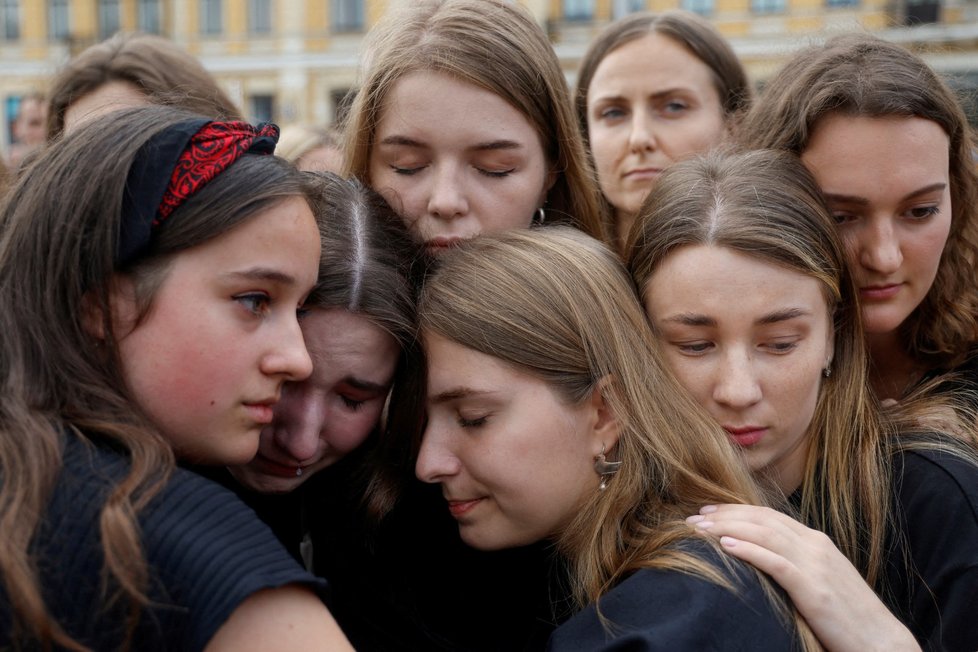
[593,443,622,491]
[534,206,546,225]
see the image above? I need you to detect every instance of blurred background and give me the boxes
[1,0,977,156]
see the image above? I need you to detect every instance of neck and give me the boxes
[865,331,922,399]
[615,209,636,253]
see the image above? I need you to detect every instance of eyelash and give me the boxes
[907,206,940,220]
[342,396,366,411]
[390,165,515,178]
[235,292,270,316]
[458,415,488,428]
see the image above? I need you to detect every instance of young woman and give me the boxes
[343,0,608,251]
[46,32,242,137]
[0,106,351,651]
[738,33,978,400]
[627,149,978,651]
[414,227,819,650]
[575,10,751,249]
[276,125,344,173]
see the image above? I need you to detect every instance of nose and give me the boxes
[628,109,658,153]
[262,315,314,381]
[858,217,903,274]
[415,422,461,483]
[712,348,763,409]
[426,165,468,221]
[270,387,325,463]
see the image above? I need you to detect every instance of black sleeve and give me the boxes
[139,466,329,652]
[547,548,798,652]
[887,449,978,652]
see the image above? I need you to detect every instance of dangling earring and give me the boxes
[823,364,832,378]
[593,443,622,491]
[534,206,546,225]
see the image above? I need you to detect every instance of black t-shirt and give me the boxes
[883,448,978,651]
[547,540,798,651]
[0,433,327,652]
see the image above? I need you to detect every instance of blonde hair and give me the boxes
[276,125,342,167]
[737,33,978,371]
[419,227,817,648]
[342,0,608,242]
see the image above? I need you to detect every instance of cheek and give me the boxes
[327,407,383,453]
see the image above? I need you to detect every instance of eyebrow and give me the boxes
[824,182,947,206]
[221,268,298,285]
[344,376,392,393]
[377,135,524,153]
[663,307,812,327]
[592,88,690,105]
[428,387,495,405]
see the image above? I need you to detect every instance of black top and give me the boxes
[548,541,797,651]
[0,433,327,652]
[883,448,978,651]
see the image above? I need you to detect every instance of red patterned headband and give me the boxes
[118,119,280,265]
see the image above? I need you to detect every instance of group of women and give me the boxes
[1,0,977,650]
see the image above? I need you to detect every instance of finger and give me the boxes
[715,536,808,593]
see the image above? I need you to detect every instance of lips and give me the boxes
[242,398,278,425]
[426,236,464,255]
[252,454,305,478]
[623,167,662,181]
[723,426,766,447]
[859,283,902,301]
[446,497,484,518]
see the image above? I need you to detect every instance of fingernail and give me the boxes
[686,514,705,524]
[694,520,714,530]
[720,536,737,547]
[700,505,718,514]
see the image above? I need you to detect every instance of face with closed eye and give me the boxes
[415,332,606,551]
[642,245,833,493]
[229,308,399,493]
[368,71,554,256]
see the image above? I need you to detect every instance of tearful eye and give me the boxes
[341,396,366,411]
[235,293,270,316]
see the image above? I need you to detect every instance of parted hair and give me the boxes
[738,33,978,371]
[342,0,609,242]
[418,227,817,649]
[627,149,896,589]
[302,172,423,516]
[47,32,242,139]
[0,106,309,650]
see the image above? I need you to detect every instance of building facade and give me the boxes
[1,0,976,152]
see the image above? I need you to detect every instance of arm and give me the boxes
[205,585,353,652]
[687,504,919,652]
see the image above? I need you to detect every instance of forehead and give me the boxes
[588,32,719,98]
[301,309,399,367]
[373,71,543,149]
[801,114,950,192]
[645,245,830,318]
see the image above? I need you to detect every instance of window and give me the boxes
[97,0,120,39]
[751,0,785,13]
[48,0,69,40]
[200,0,222,35]
[138,0,161,33]
[1,0,19,39]
[682,0,715,15]
[905,0,940,24]
[331,0,364,32]
[249,0,272,33]
[563,0,595,20]
[825,0,858,6]
[250,94,274,123]
[612,0,646,17]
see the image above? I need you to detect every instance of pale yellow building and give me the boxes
[1,0,977,154]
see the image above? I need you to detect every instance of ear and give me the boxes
[586,375,621,457]
[823,304,836,373]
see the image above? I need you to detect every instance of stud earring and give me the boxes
[593,443,622,491]
[823,365,832,378]
[534,206,546,225]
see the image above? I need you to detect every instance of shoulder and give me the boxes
[139,466,327,651]
[892,447,978,520]
[547,541,796,652]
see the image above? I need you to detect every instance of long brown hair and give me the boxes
[737,33,978,371]
[342,0,609,242]
[0,106,309,650]
[419,227,818,648]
